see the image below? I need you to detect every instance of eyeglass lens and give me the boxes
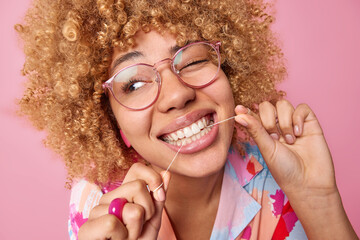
[111,42,220,109]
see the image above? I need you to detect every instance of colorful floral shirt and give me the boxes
[68,143,307,239]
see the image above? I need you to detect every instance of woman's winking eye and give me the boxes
[179,59,209,72]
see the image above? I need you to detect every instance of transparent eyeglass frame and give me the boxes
[102,41,221,110]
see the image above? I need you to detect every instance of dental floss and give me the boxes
[152,142,183,192]
[152,116,236,193]
[207,116,236,128]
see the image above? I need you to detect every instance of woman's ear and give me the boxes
[120,129,131,148]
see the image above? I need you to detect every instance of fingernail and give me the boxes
[235,105,247,113]
[162,172,169,191]
[163,180,169,192]
[294,125,300,136]
[156,188,166,202]
[235,116,248,127]
[270,133,279,140]
[285,134,294,144]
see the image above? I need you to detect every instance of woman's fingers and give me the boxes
[235,105,261,122]
[99,179,155,221]
[123,162,166,201]
[275,100,295,144]
[235,101,322,156]
[148,170,170,225]
[292,103,322,136]
[238,101,313,146]
[89,204,109,220]
[122,203,146,240]
[132,170,171,239]
[258,100,296,144]
[86,163,171,239]
[235,105,276,161]
[99,163,168,221]
[258,101,280,140]
[88,202,147,240]
[78,214,128,240]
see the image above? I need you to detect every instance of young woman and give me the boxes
[17,0,358,239]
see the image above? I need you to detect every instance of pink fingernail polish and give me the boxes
[270,133,279,140]
[235,105,247,113]
[285,134,294,144]
[294,125,300,136]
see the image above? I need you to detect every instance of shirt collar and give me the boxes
[210,144,264,239]
[226,144,264,187]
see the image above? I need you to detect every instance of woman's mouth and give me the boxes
[160,114,214,147]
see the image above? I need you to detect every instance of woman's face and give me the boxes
[109,31,235,177]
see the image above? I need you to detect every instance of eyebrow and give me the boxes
[169,40,191,54]
[169,44,183,55]
[110,51,144,74]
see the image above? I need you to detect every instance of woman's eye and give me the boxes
[181,59,208,70]
[122,79,147,93]
[129,81,145,92]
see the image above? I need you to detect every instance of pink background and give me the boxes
[0,0,359,239]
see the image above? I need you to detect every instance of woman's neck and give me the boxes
[164,168,225,240]
[166,167,224,206]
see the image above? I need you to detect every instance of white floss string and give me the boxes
[151,115,236,193]
[152,142,183,192]
[207,116,236,128]
[207,109,251,128]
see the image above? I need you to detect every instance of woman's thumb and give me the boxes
[141,171,171,238]
[152,170,171,218]
[235,105,276,162]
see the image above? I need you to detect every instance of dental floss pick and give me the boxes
[152,116,235,193]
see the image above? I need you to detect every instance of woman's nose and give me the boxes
[155,68,196,113]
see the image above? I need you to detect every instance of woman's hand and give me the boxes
[235,100,358,239]
[235,100,336,197]
[78,163,170,240]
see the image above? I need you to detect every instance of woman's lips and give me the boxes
[159,113,219,154]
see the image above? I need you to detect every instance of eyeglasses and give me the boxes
[102,41,221,110]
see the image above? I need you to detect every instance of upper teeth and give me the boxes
[162,116,213,144]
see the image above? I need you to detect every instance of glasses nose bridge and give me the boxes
[153,57,175,72]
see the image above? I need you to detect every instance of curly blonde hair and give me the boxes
[16,0,285,186]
